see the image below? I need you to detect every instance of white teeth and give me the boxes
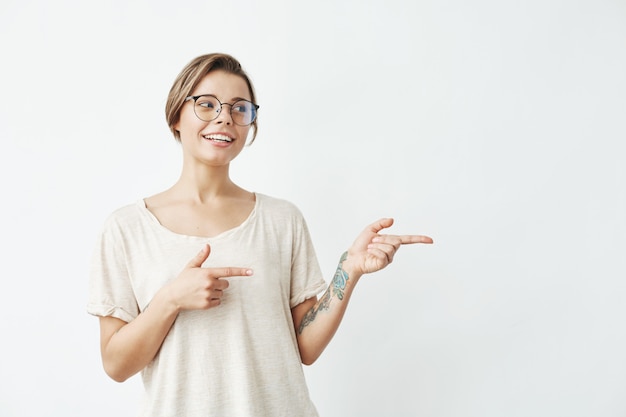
[204,134,233,142]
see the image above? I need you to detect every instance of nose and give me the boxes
[214,103,233,125]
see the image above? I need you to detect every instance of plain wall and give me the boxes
[1,0,625,416]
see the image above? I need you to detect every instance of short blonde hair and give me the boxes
[165,53,258,143]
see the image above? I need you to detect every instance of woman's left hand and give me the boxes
[343,218,433,277]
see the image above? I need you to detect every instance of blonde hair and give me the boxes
[165,53,258,143]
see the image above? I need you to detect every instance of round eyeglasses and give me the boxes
[184,94,259,126]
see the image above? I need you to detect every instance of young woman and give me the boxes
[88,53,433,416]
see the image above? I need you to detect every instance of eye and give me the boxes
[232,101,251,114]
[198,100,217,109]
[195,95,219,110]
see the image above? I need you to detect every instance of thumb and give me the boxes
[186,244,211,268]
[368,217,394,234]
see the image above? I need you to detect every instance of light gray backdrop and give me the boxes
[1,0,625,416]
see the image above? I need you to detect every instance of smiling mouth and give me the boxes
[203,134,233,143]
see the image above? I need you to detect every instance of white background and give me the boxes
[1,0,625,416]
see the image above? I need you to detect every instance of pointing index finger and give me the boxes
[398,235,434,245]
[212,267,254,278]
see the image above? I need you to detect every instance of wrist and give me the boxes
[152,284,182,316]
[341,263,362,283]
[337,251,362,284]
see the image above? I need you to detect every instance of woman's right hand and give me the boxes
[165,244,254,311]
[100,244,253,382]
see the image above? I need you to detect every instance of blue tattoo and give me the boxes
[331,251,349,300]
[297,251,350,334]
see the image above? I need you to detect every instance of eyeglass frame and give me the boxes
[184,94,260,126]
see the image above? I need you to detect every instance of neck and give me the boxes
[173,163,240,203]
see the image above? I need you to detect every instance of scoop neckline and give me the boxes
[138,192,259,240]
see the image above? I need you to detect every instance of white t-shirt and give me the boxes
[88,193,327,417]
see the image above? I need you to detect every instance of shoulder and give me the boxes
[256,193,305,219]
[254,194,314,240]
[100,200,151,234]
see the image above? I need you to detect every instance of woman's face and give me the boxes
[175,70,253,168]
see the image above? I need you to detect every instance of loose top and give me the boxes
[88,193,327,417]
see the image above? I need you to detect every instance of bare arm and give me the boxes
[99,244,253,382]
[292,218,433,365]
[99,293,179,382]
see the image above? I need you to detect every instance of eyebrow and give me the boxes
[230,96,251,102]
[193,94,251,103]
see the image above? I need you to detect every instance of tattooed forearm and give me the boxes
[298,289,331,334]
[298,252,349,334]
[331,251,349,300]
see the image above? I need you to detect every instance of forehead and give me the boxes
[192,70,251,100]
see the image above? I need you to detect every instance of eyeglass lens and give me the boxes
[193,95,256,126]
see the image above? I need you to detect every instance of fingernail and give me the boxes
[246,269,254,275]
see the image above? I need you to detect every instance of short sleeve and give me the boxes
[289,211,327,308]
[87,214,139,323]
